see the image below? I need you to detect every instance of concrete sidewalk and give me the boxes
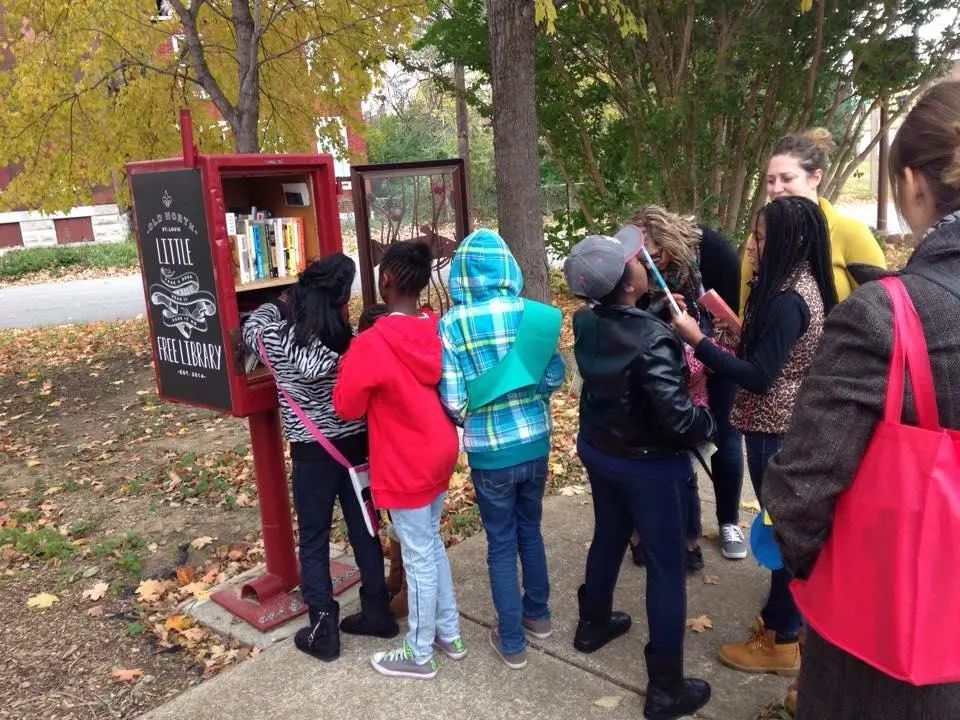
[143,482,788,720]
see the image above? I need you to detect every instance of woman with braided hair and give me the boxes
[242,253,399,663]
[673,195,837,678]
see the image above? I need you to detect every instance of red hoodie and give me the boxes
[333,311,458,509]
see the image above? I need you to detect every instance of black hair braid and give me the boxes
[289,253,356,354]
[740,196,837,357]
[381,241,432,296]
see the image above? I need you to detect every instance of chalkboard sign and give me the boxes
[132,169,232,412]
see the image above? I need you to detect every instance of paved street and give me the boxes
[0,274,146,329]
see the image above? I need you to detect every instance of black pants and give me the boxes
[291,453,387,611]
[579,437,689,655]
[706,372,744,527]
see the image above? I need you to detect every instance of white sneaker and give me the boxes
[720,523,748,560]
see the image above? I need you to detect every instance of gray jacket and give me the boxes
[764,211,960,720]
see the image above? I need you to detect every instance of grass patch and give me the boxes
[0,239,139,280]
[0,525,77,561]
[89,531,147,577]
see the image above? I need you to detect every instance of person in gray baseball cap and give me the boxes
[563,233,644,303]
[564,233,715,720]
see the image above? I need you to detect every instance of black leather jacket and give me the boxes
[573,304,715,459]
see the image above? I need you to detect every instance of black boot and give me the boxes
[643,646,711,720]
[339,586,400,639]
[573,584,632,653]
[294,604,340,662]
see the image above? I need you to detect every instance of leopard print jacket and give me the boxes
[730,265,825,435]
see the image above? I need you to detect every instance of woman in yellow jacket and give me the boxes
[740,128,886,311]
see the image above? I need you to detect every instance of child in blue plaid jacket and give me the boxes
[438,228,565,668]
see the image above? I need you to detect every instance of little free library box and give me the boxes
[127,149,343,417]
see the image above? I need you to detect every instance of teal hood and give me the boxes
[449,229,523,305]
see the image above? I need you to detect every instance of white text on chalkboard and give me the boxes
[156,236,194,266]
[155,336,223,371]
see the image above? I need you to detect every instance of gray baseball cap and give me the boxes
[564,233,642,302]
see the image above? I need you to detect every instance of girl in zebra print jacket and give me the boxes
[242,253,398,661]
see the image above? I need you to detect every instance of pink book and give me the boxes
[698,289,742,333]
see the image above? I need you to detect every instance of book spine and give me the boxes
[274,219,286,278]
[253,223,266,280]
[295,217,306,270]
[284,221,296,276]
[229,234,241,283]
[237,233,250,285]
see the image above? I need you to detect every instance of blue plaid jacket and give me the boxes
[438,229,565,470]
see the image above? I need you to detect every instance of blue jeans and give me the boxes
[707,372,744,526]
[291,456,387,612]
[744,432,802,639]
[579,437,689,655]
[472,457,550,655]
[391,491,461,663]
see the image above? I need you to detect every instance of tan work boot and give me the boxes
[389,583,407,619]
[719,623,800,677]
[384,536,404,596]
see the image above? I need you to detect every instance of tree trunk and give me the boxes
[485,0,549,302]
[454,64,472,209]
[231,0,260,153]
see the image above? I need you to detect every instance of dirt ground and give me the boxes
[0,321,271,719]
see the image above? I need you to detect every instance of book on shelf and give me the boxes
[229,208,311,287]
[272,218,287,278]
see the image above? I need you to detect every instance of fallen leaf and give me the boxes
[136,579,166,603]
[25,459,42,468]
[180,581,211,600]
[190,536,213,550]
[703,575,720,585]
[179,627,208,643]
[165,471,182,492]
[26,592,59,609]
[87,605,105,618]
[235,492,254,507]
[175,566,196,585]
[109,668,143,684]
[82,582,109,601]
[164,614,191,631]
[686,614,714,633]
[740,499,761,513]
[593,696,623,709]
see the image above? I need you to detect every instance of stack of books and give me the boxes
[227,209,308,285]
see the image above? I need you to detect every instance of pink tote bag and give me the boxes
[791,276,960,685]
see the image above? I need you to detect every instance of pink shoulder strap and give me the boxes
[878,277,939,429]
[256,336,353,469]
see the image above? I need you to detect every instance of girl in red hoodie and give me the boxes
[334,241,463,680]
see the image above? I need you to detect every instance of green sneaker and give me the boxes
[434,635,468,660]
[370,641,438,679]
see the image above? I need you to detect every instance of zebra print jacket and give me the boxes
[241,301,365,451]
